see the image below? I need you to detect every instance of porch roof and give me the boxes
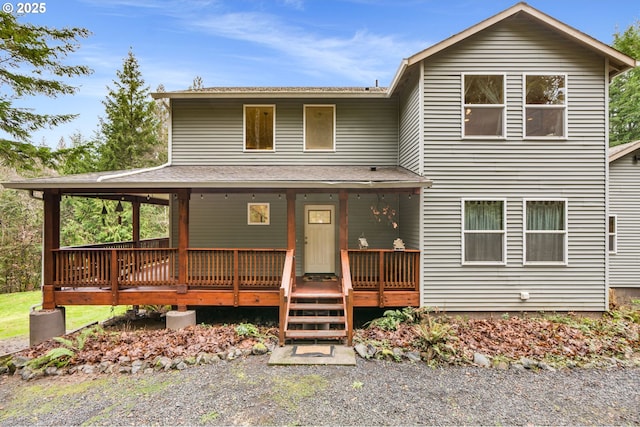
[2,165,431,191]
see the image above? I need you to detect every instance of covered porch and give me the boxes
[5,165,430,344]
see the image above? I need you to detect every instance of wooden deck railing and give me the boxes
[53,246,286,292]
[340,250,354,346]
[53,248,177,288]
[187,249,287,289]
[279,249,295,345]
[64,237,170,250]
[348,249,420,290]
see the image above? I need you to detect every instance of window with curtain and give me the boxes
[463,200,505,263]
[463,75,505,137]
[304,105,335,150]
[524,200,566,264]
[525,75,566,137]
[608,215,617,253]
[244,105,275,150]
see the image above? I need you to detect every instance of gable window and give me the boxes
[524,200,567,264]
[304,105,335,151]
[462,200,506,264]
[525,75,566,138]
[244,105,275,151]
[609,215,617,253]
[463,74,505,137]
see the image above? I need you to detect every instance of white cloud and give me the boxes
[187,11,420,85]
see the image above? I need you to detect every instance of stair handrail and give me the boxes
[279,249,295,345]
[340,249,354,346]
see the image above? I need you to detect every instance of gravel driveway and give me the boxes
[1,356,638,426]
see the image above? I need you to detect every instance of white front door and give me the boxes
[304,205,336,273]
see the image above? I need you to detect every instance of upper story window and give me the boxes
[463,74,505,138]
[462,199,506,265]
[244,105,275,151]
[608,215,617,254]
[524,75,566,138]
[304,105,335,151]
[524,199,567,265]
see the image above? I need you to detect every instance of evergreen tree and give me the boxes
[610,22,640,146]
[0,12,92,169]
[98,50,161,171]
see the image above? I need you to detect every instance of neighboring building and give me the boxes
[609,140,640,304]
[3,2,636,343]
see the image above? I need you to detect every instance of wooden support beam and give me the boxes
[286,190,296,251]
[177,190,190,286]
[339,190,348,251]
[286,190,296,291]
[43,191,60,310]
[132,200,140,247]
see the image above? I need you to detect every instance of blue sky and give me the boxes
[6,0,640,148]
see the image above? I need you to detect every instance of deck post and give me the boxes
[378,251,385,308]
[110,248,119,305]
[177,190,190,288]
[233,250,239,306]
[43,190,60,310]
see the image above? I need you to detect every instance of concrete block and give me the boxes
[166,310,196,330]
[30,308,66,347]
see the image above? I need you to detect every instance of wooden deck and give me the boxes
[47,246,419,309]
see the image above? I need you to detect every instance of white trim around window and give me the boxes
[608,214,617,254]
[461,199,507,265]
[303,104,336,152]
[523,198,568,266]
[523,73,567,140]
[243,104,276,152]
[461,73,506,139]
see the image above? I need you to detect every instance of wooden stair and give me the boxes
[284,282,347,343]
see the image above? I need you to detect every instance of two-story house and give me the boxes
[4,2,636,345]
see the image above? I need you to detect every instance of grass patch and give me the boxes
[0,377,109,423]
[0,291,127,340]
[271,374,328,412]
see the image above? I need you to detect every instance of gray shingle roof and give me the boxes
[2,165,430,191]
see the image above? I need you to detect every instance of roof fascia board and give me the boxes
[609,140,640,163]
[3,180,432,191]
[404,3,634,69]
[151,91,388,100]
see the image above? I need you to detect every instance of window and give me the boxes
[304,105,335,151]
[463,74,505,137]
[244,105,275,151]
[248,203,270,225]
[462,200,506,264]
[609,215,617,253]
[524,75,566,138]
[524,200,567,264]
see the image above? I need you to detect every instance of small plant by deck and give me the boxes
[26,326,103,370]
[414,315,458,367]
[364,307,419,331]
[234,323,260,338]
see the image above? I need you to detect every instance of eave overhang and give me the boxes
[389,2,637,94]
[609,140,640,163]
[2,165,431,192]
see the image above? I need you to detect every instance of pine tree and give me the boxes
[98,50,160,171]
[610,22,640,146]
[0,12,92,170]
